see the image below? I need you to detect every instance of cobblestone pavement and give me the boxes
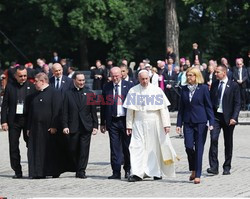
[0,124,250,198]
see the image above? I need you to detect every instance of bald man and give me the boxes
[100,67,134,180]
[49,63,73,93]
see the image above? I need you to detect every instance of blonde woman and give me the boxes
[176,67,214,184]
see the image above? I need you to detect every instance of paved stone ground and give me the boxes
[0,124,250,198]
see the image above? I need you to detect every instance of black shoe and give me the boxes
[207,168,219,175]
[12,174,22,179]
[52,174,60,178]
[128,175,142,182]
[30,176,46,179]
[124,171,130,179]
[108,173,121,179]
[76,172,87,179]
[222,170,231,175]
[153,176,162,180]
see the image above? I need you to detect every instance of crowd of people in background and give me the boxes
[0,44,249,184]
[1,47,250,112]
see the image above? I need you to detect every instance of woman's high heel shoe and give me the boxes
[194,178,200,184]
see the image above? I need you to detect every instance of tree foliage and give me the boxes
[0,0,249,69]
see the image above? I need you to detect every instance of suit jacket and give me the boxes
[1,80,36,125]
[90,68,107,90]
[204,71,217,85]
[49,75,73,94]
[210,79,241,124]
[177,84,214,127]
[62,87,98,133]
[126,77,137,85]
[227,69,233,80]
[163,70,178,85]
[100,80,133,130]
[232,67,248,88]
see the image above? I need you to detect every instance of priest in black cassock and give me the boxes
[27,72,62,179]
[62,71,98,179]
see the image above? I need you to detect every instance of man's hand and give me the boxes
[63,128,70,135]
[209,126,214,131]
[92,128,98,135]
[27,130,30,137]
[164,127,170,134]
[176,127,181,134]
[229,119,237,126]
[1,123,8,131]
[126,128,132,136]
[107,77,112,82]
[166,84,172,89]
[100,125,106,134]
[48,128,57,134]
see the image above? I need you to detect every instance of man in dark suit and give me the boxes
[120,64,137,85]
[100,67,134,180]
[51,51,61,64]
[207,65,241,175]
[49,62,74,174]
[90,60,107,90]
[62,72,98,179]
[232,58,248,110]
[1,65,35,178]
[163,63,178,111]
[49,63,73,92]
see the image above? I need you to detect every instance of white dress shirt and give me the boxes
[113,81,125,117]
[217,77,228,113]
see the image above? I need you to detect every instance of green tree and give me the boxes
[179,0,250,64]
[28,0,154,69]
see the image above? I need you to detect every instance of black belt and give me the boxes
[112,116,126,120]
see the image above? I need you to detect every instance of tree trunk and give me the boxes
[79,34,89,70]
[165,0,179,65]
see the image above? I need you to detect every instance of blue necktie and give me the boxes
[217,81,224,108]
[112,84,119,117]
[56,78,60,89]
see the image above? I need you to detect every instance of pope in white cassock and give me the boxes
[123,70,179,182]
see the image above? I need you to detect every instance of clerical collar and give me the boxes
[74,84,83,91]
[16,80,26,86]
[40,85,49,91]
[76,87,82,91]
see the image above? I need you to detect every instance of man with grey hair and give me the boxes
[124,70,178,182]
[49,63,73,93]
[27,72,62,179]
[100,67,134,180]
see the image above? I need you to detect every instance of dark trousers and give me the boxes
[108,116,131,174]
[68,125,92,174]
[209,112,235,172]
[165,88,178,111]
[239,86,246,110]
[183,122,207,178]
[8,115,28,175]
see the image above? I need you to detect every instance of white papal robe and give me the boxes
[123,83,179,179]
